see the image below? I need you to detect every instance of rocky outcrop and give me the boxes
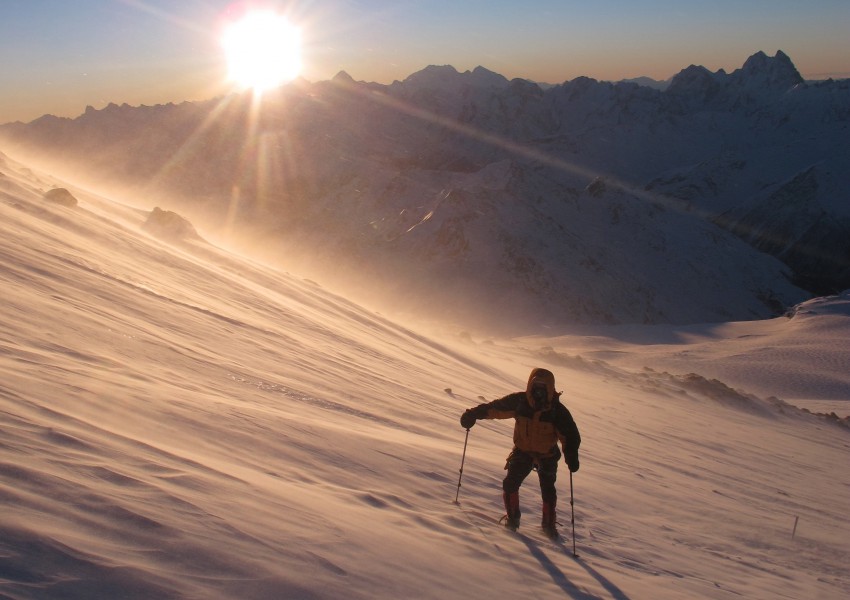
[143,207,200,242]
[43,187,78,207]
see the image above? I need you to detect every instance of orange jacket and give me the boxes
[470,368,581,460]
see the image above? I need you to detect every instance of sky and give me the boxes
[1,0,849,123]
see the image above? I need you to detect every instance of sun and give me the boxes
[222,10,302,93]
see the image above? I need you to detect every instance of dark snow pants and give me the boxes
[502,449,558,504]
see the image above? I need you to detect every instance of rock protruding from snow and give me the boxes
[43,187,78,207]
[143,207,199,241]
[786,289,850,319]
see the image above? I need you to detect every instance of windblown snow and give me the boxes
[1,153,848,599]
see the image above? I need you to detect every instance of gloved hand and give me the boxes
[460,409,477,429]
[566,454,580,473]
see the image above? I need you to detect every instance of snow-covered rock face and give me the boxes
[736,49,804,91]
[716,167,850,294]
[2,50,847,332]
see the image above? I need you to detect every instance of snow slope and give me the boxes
[1,154,848,599]
[519,291,850,419]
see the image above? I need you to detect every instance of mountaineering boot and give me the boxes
[542,501,559,539]
[502,491,521,531]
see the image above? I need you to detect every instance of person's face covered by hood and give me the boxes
[526,368,556,410]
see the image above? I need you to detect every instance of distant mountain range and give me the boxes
[2,50,848,333]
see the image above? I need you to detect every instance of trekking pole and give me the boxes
[453,428,471,504]
[569,471,577,557]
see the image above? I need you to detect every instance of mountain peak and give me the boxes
[667,51,805,100]
[469,66,510,87]
[403,64,459,85]
[332,70,355,83]
[737,49,803,89]
[666,64,724,98]
[402,64,508,90]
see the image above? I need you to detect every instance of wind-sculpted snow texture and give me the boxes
[2,51,848,332]
[1,151,849,599]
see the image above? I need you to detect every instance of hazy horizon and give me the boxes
[1,0,849,123]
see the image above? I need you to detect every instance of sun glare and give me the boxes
[222,10,302,93]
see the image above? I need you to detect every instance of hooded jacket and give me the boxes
[469,368,581,461]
